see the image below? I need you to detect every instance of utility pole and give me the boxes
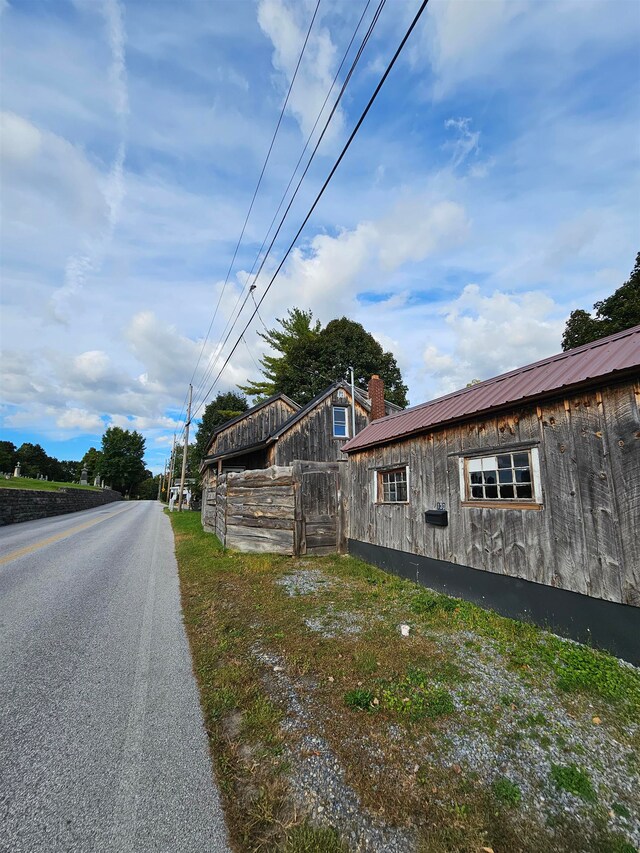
[178,384,192,512]
[156,460,165,501]
[166,433,176,506]
[349,366,356,438]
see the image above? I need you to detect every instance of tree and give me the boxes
[99,427,147,495]
[239,308,409,408]
[16,443,50,478]
[562,252,640,350]
[194,391,249,462]
[81,447,103,481]
[0,441,17,474]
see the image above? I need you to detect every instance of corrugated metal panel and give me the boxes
[342,325,640,453]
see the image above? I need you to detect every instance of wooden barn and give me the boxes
[200,378,399,555]
[200,377,400,478]
[342,326,640,662]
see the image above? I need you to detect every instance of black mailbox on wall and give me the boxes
[425,509,448,527]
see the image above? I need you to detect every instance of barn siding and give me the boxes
[272,393,369,466]
[208,398,297,457]
[347,379,639,606]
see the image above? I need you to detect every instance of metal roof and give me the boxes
[342,325,640,454]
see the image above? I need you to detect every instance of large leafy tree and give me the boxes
[0,441,17,474]
[239,308,409,407]
[16,443,50,478]
[194,391,249,461]
[99,427,147,495]
[562,252,640,350]
[81,447,103,481]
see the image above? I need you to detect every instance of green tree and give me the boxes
[239,308,409,407]
[562,252,640,350]
[81,447,103,481]
[0,441,17,473]
[136,475,162,500]
[194,391,249,461]
[99,427,147,495]
[16,443,50,478]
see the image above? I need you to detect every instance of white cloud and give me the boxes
[421,284,564,394]
[257,0,344,142]
[55,408,104,431]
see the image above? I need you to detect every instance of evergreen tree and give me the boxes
[0,441,17,474]
[239,308,408,407]
[562,252,640,350]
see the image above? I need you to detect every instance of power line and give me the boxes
[191,0,430,421]
[190,0,383,417]
[179,0,322,429]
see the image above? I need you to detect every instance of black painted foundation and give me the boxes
[348,539,640,666]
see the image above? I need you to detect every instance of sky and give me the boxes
[1,0,639,474]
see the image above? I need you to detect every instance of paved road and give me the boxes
[0,501,231,853]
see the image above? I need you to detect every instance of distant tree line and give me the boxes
[1,426,154,498]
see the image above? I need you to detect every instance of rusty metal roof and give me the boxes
[342,325,640,453]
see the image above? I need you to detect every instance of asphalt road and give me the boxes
[0,501,231,853]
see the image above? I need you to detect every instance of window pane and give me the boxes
[468,458,483,473]
[397,482,407,501]
[500,484,515,499]
[485,485,498,499]
[498,469,513,483]
[483,470,497,484]
[481,456,498,471]
[513,452,529,468]
[470,471,482,484]
[471,485,483,498]
[515,468,531,483]
[516,484,532,499]
[497,454,512,468]
[333,407,347,437]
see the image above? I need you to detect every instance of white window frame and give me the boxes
[373,465,410,504]
[332,406,349,438]
[458,447,542,507]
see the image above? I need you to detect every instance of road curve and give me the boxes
[0,501,231,853]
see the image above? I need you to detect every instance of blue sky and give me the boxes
[1,0,639,474]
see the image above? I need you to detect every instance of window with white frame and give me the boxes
[332,406,349,438]
[460,449,541,504]
[376,466,408,503]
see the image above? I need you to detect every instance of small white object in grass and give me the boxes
[273,665,284,672]
[400,624,411,637]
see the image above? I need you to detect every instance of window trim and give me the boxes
[458,447,542,509]
[373,465,410,504]
[332,405,349,439]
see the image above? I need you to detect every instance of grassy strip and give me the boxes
[169,510,639,853]
[0,477,101,492]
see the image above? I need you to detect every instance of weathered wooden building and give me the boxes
[201,378,399,555]
[342,326,640,662]
[201,378,399,478]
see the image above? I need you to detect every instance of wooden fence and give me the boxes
[202,461,344,555]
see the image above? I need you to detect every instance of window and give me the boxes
[377,467,408,503]
[333,406,349,438]
[461,449,541,504]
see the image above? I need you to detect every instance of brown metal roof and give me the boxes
[342,325,640,454]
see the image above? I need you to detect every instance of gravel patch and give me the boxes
[276,568,331,597]
[252,646,415,852]
[304,606,363,639]
[424,632,640,848]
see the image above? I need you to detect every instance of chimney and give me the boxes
[367,375,385,421]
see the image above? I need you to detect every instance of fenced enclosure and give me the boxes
[202,462,344,556]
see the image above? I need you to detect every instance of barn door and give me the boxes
[296,463,339,555]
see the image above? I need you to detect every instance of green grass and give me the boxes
[0,477,101,492]
[167,510,638,853]
[550,764,597,801]
[492,777,522,807]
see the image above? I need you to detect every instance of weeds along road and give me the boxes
[0,501,231,853]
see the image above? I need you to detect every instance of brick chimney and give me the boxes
[367,375,385,421]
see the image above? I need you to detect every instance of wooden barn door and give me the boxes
[294,462,340,556]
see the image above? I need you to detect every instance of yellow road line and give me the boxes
[0,507,130,566]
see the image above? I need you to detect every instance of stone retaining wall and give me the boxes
[0,487,124,525]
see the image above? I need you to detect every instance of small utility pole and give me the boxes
[166,433,176,506]
[156,461,164,501]
[178,384,192,512]
[349,366,356,438]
